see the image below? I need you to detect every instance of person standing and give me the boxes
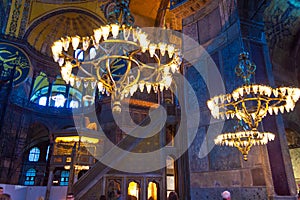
[99,195,106,200]
[221,190,231,200]
[115,190,122,200]
[66,193,75,200]
[167,191,178,200]
[0,187,12,200]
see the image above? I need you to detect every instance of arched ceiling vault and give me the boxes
[26,10,105,56]
[24,0,213,57]
[263,0,300,141]
[264,0,300,86]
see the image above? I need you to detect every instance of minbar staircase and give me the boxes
[73,115,162,199]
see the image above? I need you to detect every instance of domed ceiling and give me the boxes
[24,0,165,58]
[24,0,210,58]
[26,11,105,56]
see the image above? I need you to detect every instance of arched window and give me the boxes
[147,181,158,200]
[128,181,139,200]
[166,156,175,196]
[53,94,66,107]
[38,96,47,106]
[75,49,84,61]
[46,145,50,161]
[30,73,90,108]
[28,147,40,162]
[24,168,36,185]
[60,170,69,186]
[69,100,79,108]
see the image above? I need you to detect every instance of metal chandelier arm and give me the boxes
[208,50,300,161]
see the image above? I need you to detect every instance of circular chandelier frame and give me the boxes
[207,51,300,160]
[51,24,182,111]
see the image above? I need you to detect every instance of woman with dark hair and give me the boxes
[168,191,178,200]
[99,195,106,200]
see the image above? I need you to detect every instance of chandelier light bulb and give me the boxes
[93,28,102,44]
[138,81,145,92]
[167,44,175,58]
[132,27,140,42]
[82,37,90,51]
[69,77,75,87]
[159,83,164,92]
[149,43,157,57]
[61,36,70,51]
[111,24,120,38]
[97,82,103,92]
[54,40,63,54]
[158,42,167,56]
[170,63,177,73]
[101,25,110,40]
[146,83,151,93]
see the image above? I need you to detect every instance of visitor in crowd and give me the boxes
[221,190,231,200]
[168,191,178,200]
[66,193,75,200]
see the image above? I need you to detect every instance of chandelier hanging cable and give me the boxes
[207,51,300,161]
[51,0,182,112]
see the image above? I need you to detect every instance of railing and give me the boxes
[9,93,180,117]
[52,155,96,167]
[9,94,100,116]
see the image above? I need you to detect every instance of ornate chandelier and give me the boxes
[207,51,300,160]
[51,0,181,112]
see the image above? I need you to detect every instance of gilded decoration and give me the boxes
[0,43,31,86]
[19,0,31,37]
[8,0,22,36]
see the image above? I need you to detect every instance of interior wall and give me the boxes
[182,0,277,199]
[0,184,67,200]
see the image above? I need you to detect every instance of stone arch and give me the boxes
[19,122,51,186]
[147,180,160,200]
[25,122,50,152]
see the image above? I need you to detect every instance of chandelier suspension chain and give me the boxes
[207,51,300,161]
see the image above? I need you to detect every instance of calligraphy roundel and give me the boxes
[0,43,31,86]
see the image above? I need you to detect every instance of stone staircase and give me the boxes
[73,114,162,199]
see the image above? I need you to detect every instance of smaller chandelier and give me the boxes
[51,0,182,112]
[207,51,300,160]
[214,124,275,161]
